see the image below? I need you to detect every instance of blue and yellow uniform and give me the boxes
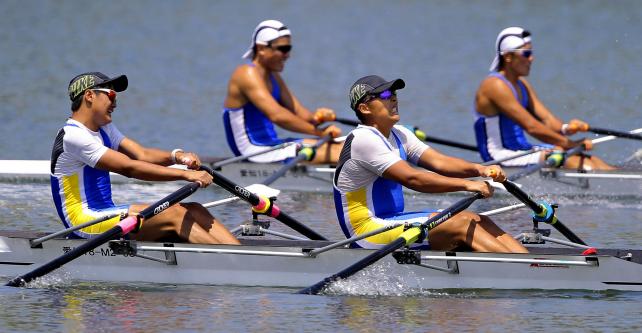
[333,125,435,249]
[50,119,128,238]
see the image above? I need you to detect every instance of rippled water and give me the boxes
[1,0,641,332]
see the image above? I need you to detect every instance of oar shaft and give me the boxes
[211,142,296,168]
[6,182,201,287]
[5,220,133,287]
[501,180,586,245]
[262,136,332,186]
[299,193,481,295]
[200,165,327,240]
[422,135,478,152]
[589,127,642,141]
[30,213,120,247]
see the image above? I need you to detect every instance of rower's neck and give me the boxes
[369,122,392,138]
[500,69,520,86]
[71,109,99,132]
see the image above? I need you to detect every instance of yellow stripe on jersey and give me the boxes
[345,188,406,245]
[61,174,121,234]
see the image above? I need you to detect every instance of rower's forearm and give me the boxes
[119,161,187,181]
[131,147,174,166]
[405,172,473,193]
[424,157,482,178]
[272,114,318,135]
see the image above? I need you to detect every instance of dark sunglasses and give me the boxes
[362,90,396,104]
[513,49,533,58]
[270,44,292,54]
[92,88,117,102]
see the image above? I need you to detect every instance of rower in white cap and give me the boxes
[472,27,614,170]
[222,19,343,163]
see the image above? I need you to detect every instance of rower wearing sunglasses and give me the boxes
[222,19,342,163]
[333,75,527,253]
[50,72,240,245]
[473,27,614,169]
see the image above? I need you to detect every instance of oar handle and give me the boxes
[200,165,328,240]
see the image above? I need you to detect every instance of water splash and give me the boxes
[320,261,447,297]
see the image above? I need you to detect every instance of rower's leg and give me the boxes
[476,215,529,253]
[302,138,343,164]
[180,203,240,245]
[428,211,522,253]
[564,155,616,171]
[128,204,239,245]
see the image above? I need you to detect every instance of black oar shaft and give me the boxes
[6,182,201,287]
[501,180,586,245]
[299,194,481,295]
[201,165,327,240]
[6,225,126,287]
[589,127,642,141]
[422,135,478,152]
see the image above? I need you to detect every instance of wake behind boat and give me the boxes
[2,158,640,197]
[1,228,641,291]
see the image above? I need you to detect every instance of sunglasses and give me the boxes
[513,49,533,58]
[362,90,396,104]
[270,44,292,54]
[92,88,117,102]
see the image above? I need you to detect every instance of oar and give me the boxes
[508,145,585,182]
[500,179,586,245]
[586,126,642,141]
[5,182,201,287]
[262,135,332,185]
[210,142,297,168]
[481,147,545,166]
[334,118,478,152]
[200,165,327,240]
[202,184,280,208]
[299,193,483,295]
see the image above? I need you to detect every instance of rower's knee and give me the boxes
[449,211,481,240]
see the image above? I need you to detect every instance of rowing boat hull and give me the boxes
[1,159,641,197]
[1,231,640,291]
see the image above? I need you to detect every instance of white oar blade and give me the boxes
[245,184,281,197]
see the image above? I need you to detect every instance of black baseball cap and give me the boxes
[68,72,128,101]
[348,75,405,111]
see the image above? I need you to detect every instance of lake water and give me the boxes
[1,0,641,332]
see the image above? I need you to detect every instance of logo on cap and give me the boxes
[349,84,370,111]
[68,75,97,101]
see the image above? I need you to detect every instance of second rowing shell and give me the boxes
[1,159,641,198]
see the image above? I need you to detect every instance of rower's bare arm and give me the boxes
[383,160,492,197]
[274,74,314,122]
[118,138,173,166]
[96,149,212,186]
[485,79,572,148]
[240,69,319,136]
[417,148,483,177]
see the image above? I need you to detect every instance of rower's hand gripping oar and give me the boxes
[200,165,327,240]
[299,193,483,295]
[5,182,201,287]
[333,117,478,152]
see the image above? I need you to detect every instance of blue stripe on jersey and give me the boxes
[371,130,406,217]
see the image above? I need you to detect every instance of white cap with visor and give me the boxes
[242,20,291,59]
[489,27,531,72]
